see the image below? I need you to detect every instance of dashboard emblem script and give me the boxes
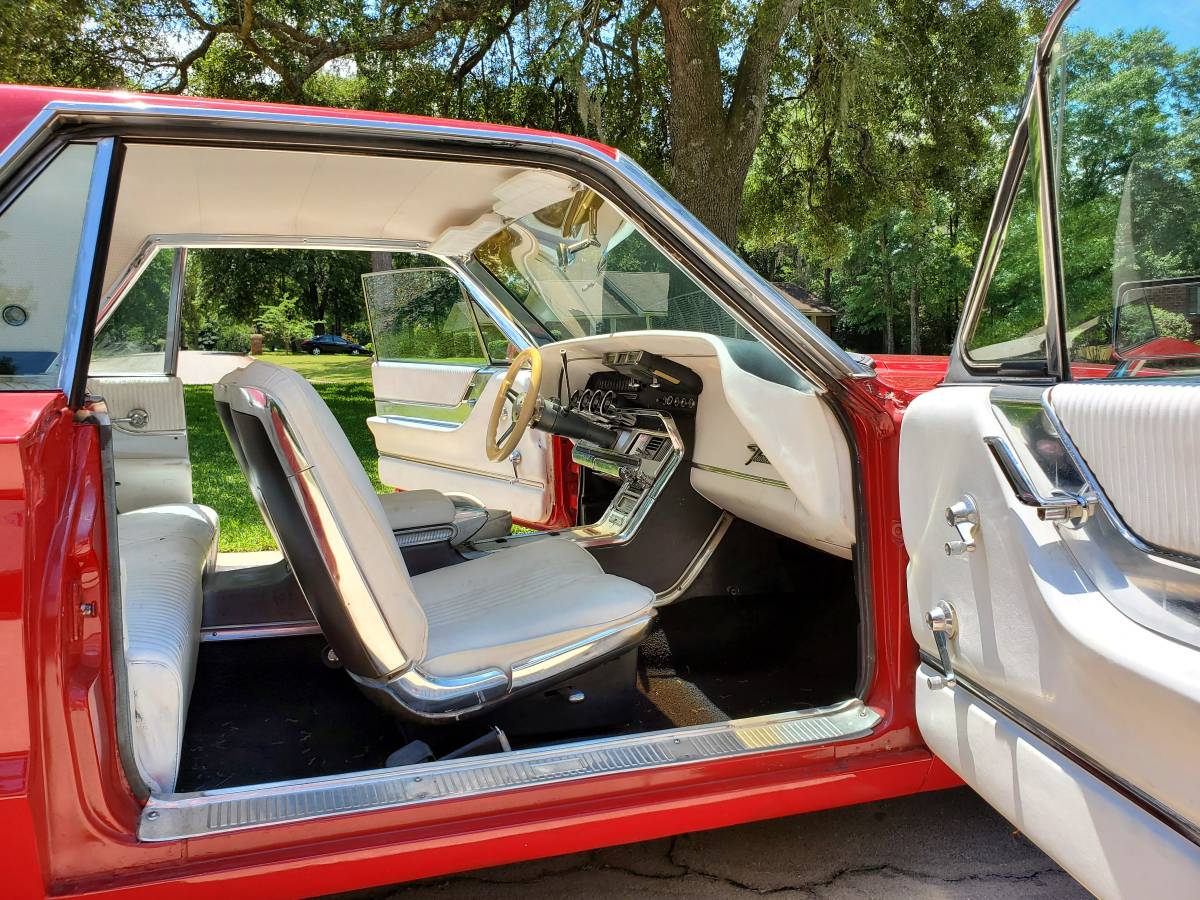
[745,444,770,466]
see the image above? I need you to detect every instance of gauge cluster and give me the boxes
[567,350,702,418]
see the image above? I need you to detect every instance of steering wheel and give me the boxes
[486,347,543,463]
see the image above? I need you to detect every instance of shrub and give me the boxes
[215,322,253,353]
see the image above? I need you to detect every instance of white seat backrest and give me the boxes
[218,361,428,669]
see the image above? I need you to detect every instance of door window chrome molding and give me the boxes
[949,0,1084,385]
[61,138,122,406]
[0,101,868,392]
[138,697,880,841]
[990,393,1200,649]
[164,248,186,377]
[919,654,1200,849]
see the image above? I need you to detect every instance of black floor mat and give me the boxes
[179,530,860,791]
[177,636,404,792]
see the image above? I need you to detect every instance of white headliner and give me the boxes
[104,144,524,295]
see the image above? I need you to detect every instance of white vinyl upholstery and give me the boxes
[378,489,456,532]
[117,503,219,794]
[416,538,653,677]
[216,361,654,708]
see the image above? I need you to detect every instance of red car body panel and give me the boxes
[0,89,959,897]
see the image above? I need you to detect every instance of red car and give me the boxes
[1,2,1197,897]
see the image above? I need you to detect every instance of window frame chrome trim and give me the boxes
[948,0,1084,385]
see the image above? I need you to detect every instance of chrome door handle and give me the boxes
[983,436,1096,524]
[925,601,958,689]
[112,407,150,429]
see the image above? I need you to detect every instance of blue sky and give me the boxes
[1065,0,1200,50]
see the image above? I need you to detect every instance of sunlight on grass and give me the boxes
[185,371,383,551]
[257,350,375,384]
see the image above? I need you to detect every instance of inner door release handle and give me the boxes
[983,436,1096,524]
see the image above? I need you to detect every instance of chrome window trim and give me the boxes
[138,697,879,841]
[919,655,1200,849]
[0,101,867,390]
[164,248,186,376]
[948,0,1084,385]
[59,138,119,403]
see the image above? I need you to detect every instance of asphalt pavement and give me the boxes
[352,787,1088,899]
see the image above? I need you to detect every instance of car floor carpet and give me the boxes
[178,563,859,790]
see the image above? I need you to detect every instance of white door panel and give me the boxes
[1050,382,1200,559]
[371,360,479,408]
[917,666,1200,899]
[87,375,192,511]
[900,385,1200,841]
[369,363,551,522]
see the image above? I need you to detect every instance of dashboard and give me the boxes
[529,332,856,560]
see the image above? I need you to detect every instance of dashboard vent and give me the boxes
[641,436,668,459]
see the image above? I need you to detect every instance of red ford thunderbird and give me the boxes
[1,1,1197,896]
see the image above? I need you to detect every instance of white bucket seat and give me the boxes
[213,362,654,719]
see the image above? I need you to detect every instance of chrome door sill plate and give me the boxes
[140,699,878,841]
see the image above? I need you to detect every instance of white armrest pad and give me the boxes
[379,490,457,532]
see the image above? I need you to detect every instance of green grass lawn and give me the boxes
[187,352,383,552]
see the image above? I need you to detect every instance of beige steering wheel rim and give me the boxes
[486,347,543,463]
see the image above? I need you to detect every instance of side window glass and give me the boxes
[91,249,173,375]
[362,267,495,366]
[1051,12,1200,378]
[0,144,99,389]
[964,129,1047,367]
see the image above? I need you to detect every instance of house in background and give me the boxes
[772,282,838,336]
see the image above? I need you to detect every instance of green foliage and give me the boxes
[256,296,312,351]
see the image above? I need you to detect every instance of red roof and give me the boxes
[0,84,617,159]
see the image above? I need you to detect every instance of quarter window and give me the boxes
[90,249,174,375]
[0,144,99,390]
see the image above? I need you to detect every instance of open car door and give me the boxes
[899,4,1200,896]
[362,265,562,525]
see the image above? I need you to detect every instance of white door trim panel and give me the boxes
[918,665,1200,899]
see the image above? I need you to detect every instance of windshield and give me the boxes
[474,190,753,343]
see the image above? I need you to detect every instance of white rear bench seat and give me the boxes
[117,503,219,794]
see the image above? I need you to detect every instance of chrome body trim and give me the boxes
[164,248,186,377]
[991,394,1200,647]
[654,512,734,606]
[200,621,323,642]
[690,462,789,490]
[59,138,116,402]
[919,655,1200,849]
[375,450,546,489]
[138,697,878,841]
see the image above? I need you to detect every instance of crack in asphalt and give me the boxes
[398,833,1071,897]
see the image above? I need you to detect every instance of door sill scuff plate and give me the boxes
[140,699,877,841]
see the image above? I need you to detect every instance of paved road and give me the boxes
[359,788,1088,899]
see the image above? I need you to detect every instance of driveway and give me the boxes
[356,788,1087,899]
[177,350,251,385]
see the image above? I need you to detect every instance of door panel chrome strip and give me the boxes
[920,653,1200,848]
[139,699,878,841]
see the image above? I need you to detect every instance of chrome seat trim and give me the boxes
[138,698,879,841]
